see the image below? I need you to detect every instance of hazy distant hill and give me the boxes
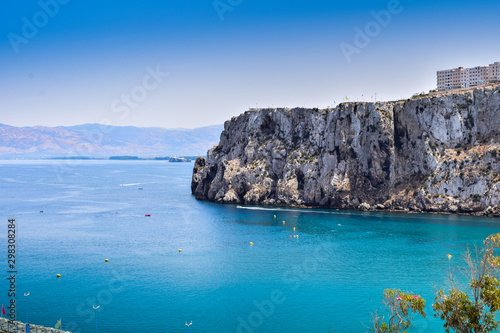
[0,123,223,158]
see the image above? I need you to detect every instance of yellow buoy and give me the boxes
[249,242,253,246]
[274,215,276,218]
[56,274,61,278]
[447,254,452,259]
[283,221,285,224]
[105,259,109,262]
[179,249,182,252]
[293,227,296,231]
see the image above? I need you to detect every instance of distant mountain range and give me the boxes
[0,123,223,158]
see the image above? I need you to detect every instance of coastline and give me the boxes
[209,199,500,218]
[192,85,500,217]
[0,318,71,333]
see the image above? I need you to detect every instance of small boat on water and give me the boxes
[145,214,151,217]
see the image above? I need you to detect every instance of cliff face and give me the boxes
[192,85,500,216]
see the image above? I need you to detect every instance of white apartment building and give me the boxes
[453,67,469,89]
[437,62,500,91]
[468,66,489,87]
[490,62,500,82]
[437,69,454,91]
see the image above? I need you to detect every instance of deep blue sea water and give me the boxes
[2,160,500,333]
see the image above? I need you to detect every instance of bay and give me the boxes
[1,160,500,332]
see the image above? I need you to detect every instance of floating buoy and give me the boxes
[283,221,285,224]
[274,215,276,218]
[293,227,296,231]
[249,242,253,246]
[105,259,109,262]
[179,249,182,252]
[338,224,341,226]
[289,235,292,238]
[447,254,452,259]
[56,274,61,278]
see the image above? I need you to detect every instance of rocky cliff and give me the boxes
[192,85,500,216]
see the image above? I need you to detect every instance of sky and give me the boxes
[1,0,499,129]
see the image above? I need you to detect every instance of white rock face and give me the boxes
[192,86,500,216]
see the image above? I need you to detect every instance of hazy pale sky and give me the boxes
[1,0,499,129]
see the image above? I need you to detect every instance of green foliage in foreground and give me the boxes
[369,233,500,333]
[369,289,426,333]
[433,234,500,333]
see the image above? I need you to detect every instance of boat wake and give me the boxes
[235,205,340,215]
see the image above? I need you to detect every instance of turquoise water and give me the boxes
[2,160,500,332]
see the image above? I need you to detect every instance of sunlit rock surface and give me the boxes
[192,85,500,216]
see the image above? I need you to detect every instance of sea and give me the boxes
[2,160,500,333]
